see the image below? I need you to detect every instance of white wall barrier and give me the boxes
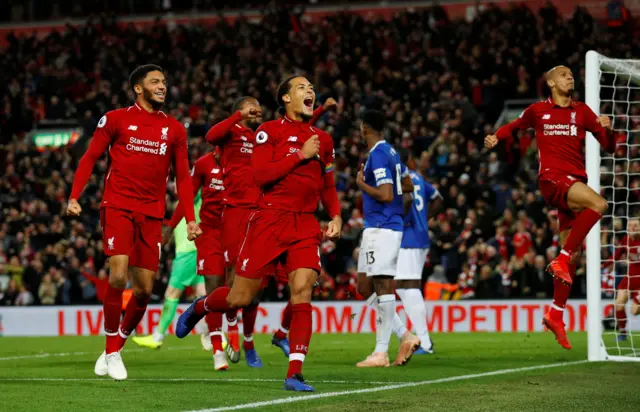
[0,300,634,337]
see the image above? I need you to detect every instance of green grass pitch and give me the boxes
[1,332,639,411]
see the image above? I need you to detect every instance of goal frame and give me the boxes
[585,50,640,362]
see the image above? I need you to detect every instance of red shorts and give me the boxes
[261,263,289,289]
[221,206,256,268]
[100,207,162,272]
[538,173,586,232]
[617,275,640,292]
[195,223,225,276]
[237,209,322,280]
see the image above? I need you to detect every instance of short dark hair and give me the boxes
[361,110,385,133]
[231,96,255,113]
[276,75,301,113]
[129,64,163,92]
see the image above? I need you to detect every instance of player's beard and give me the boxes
[143,88,165,111]
[246,118,261,131]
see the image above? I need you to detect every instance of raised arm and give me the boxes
[205,111,243,145]
[583,106,616,154]
[485,106,535,149]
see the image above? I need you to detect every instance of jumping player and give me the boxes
[613,218,640,341]
[67,64,200,380]
[204,97,265,367]
[485,65,615,349]
[176,75,342,392]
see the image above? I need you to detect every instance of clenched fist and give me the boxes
[484,134,498,149]
[66,199,82,216]
[301,134,320,159]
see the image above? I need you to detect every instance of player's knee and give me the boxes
[593,197,608,214]
[357,282,372,299]
[290,284,313,304]
[227,292,252,308]
[108,271,127,288]
[133,284,153,298]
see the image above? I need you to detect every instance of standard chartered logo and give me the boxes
[126,137,168,156]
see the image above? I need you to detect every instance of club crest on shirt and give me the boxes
[161,127,169,140]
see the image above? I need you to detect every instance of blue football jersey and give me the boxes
[401,171,439,249]
[362,141,407,232]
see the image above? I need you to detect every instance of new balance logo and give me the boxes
[199,259,204,271]
[241,258,249,272]
[211,168,220,174]
[542,114,551,120]
[567,176,577,181]
[241,136,248,141]
[128,125,138,131]
[108,237,115,250]
[288,136,298,142]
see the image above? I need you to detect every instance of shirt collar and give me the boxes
[369,140,386,153]
[132,102,167,117]
[547,97,575,109]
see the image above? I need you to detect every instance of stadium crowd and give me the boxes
[0,2,638,306]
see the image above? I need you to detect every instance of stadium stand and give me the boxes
[0,1,638,305]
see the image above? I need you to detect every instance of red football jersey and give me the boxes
[71,103,195,221]
[615,236,640,277]
[168,152,224,228]
[252,115,335,213]
[191,153,225,227]
[205,111,260,208]
[496,98,614,179]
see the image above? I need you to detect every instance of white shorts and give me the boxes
[395,248,429,281]
[357,228,403,277]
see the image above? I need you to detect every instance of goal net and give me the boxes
[586,51,640,362]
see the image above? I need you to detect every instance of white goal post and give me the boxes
[585,50,640,362]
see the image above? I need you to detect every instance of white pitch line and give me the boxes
[0,346,194,361]
[186,360,589,412]
[0,377,407,385]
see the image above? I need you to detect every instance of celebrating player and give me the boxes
[204,97,265,367]
[355,110,415,367]
[132,194,210,351]
[613,218,640,341]
[176,75,342,392]
[67,64,200,380]
[485,65,615,349]
[396,151,441,357]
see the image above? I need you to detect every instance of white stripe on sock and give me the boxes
[244,335,254,342]
[209,331,224,337]
[551,303,565,311]
[560,250,570,257]
[105,331,118,336]
[279,326,289,334]
[227,319,238,327]
[118,329,129,339]
[289,353,306,362]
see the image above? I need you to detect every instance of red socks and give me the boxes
[275,301,293,340]
[205,311,224,353]
[551,262,577,321]
[616,307,628,332]
[195,287,231,315]
[243,302,259,351]
[561,208,602,255]
[286,303,313,378]
[114,293,150,351]
[104,286,124,354]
